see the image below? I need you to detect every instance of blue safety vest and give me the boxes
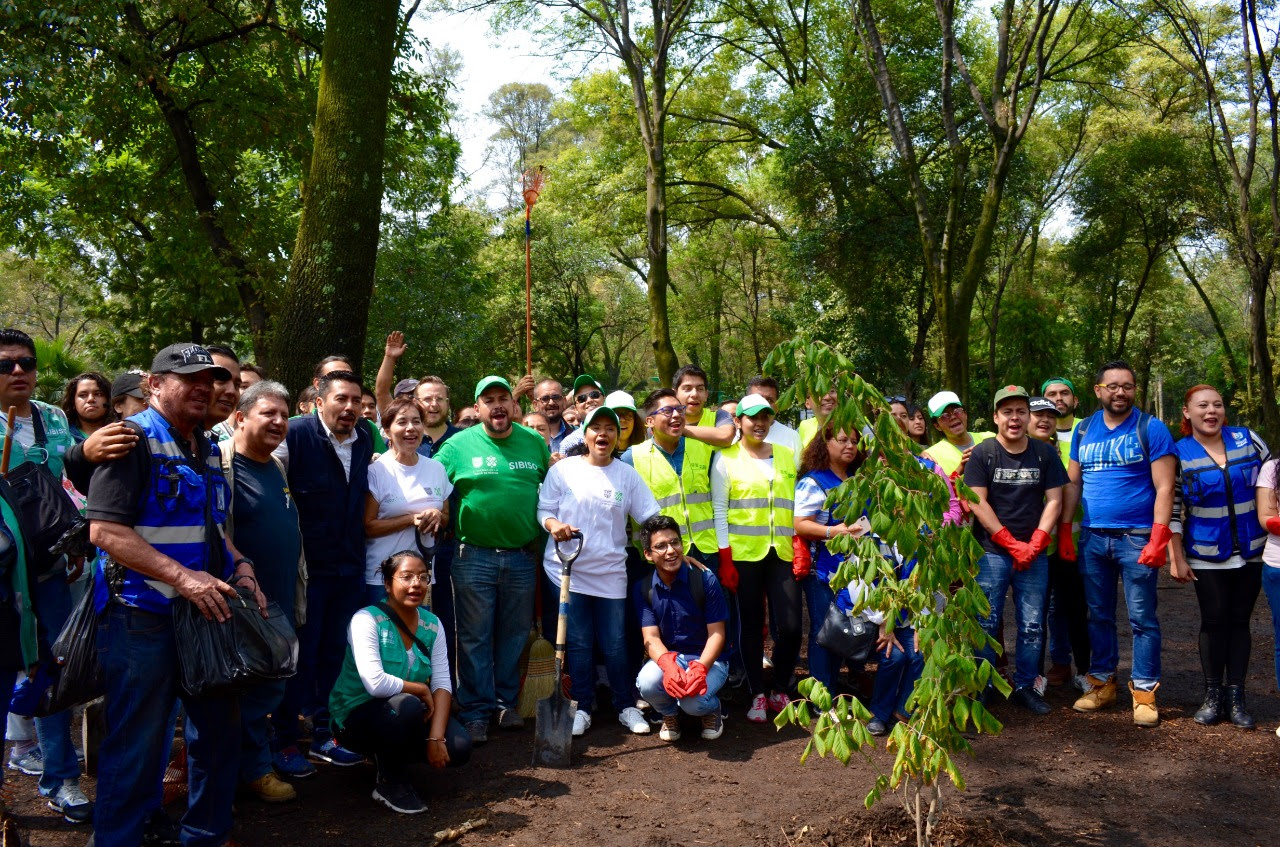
[99,406,231,614]
[1173,426,1266,562]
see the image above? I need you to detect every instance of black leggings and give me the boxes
[737,551,802,696]
[1192,562,1262,687]
[337,693,472,780]
[1050,553,1091,673]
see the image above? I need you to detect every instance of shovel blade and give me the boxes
[532,689,577,768]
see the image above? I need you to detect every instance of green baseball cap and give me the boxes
[572,374,603,396]
[737,393,775,417]
[993,384,1030,409]
[1040,376,1075,394]
[474,375,512,401]
[927,390,963,418]
[581,405,620,429]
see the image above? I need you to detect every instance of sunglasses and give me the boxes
[647,404,687,418]
[535,393,564,404]
[575,390,603,404]
[886,395,907,405]
[0,357,37,375]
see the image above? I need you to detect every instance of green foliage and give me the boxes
[766,336,1006,847]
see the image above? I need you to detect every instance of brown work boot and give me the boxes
[1129,681,1160,727]
[1072,675,1117,712]
[246,772,297,803]
[1046,663,1071,687]
[0,805,22,847]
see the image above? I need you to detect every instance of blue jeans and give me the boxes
[95,604,240,847]
[33,575,79,794]
[801,574,840,690]
[452,544,537,724]
[565,592,632,713]
[1262,566,1280,690]
[975,551,1049,690]
[1079,529,1161,689]
[239,679,285,782]
[365,583,388,606]
[636,655,728,716]
[273,572,363,749]
[869,626,923,722]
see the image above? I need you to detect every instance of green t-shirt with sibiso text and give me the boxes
[435,423,550,549]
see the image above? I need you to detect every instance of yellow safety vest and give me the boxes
[631,438,716,554]
[924,431,995,476]
[798,417,822,450]
[722,442,797,563]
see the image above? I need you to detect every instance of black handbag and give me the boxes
[815,600,877,664]
[5,411,81,580]
[173,584,299,697]
[36,571,105,715]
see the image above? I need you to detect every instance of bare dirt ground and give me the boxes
[9,571,1280,846]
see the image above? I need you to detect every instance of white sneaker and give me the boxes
[762,653,774,669]
[1072,674,1089,692]
[618,706,650,735]
[659,714,681,742]
[1033,675,1048,697]
[572,709,591,737]
[746,693,768,723]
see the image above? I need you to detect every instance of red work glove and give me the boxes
[992,527,1033,568]
[1057,523,1076,562]
[683,660,709,697]
[717,548,739,592]
[1029,529,1052,556]
[656,652,686,698]
[792,535,812,580]
[1267,516,1280,536]
[1138,523,1173,568]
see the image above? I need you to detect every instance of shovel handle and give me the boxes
[0,405,14,477]
[553,530,581,662]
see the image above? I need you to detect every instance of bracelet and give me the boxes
[233,557,254,570]
[825,526,831,539]
[234,574,257,587]
[426,737,445,743]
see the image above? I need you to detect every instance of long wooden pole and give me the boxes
[1,405,15,477]
[525,207,533,376]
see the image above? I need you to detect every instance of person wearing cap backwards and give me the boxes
[538,404,661,737]
[1065,360,1176,726]
[963,386,1067,715]
[1030,395,1091,691]
[1041,376,1081,463]
[712,393,802,723]
[922,390,994,477]
[557,374,608,455]
[87,342,268,847]
[673,364,737,448]
[434,376,550,745]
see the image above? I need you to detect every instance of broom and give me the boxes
[516,582,556,718]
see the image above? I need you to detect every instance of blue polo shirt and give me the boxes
[1071,408,1175,530]
[619,438,686,473]
[632,564,727,656]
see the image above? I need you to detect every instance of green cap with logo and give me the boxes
[581,405,620,429]
[737,393,775,417]
[993,384,1030,409]
[474,375,512,401]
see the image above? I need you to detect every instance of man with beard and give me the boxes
[87,343,265,846]
[414,376,460,458]
[923,390,995,477]
[274,371,372,769]
[1042,376,1081,462]
[530,378,572,454]
[61,372,114,441]
[434,376,549,744]
[1067,360,1176,726]
[222,381,307,801]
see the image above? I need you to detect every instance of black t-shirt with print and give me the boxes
[964,437,1068,552]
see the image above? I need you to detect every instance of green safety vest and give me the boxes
[329,605,440,732]
[631,438,716,554]
[722,442,797,563]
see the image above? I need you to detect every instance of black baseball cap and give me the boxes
[1029,396,1057,414]
[110,371,146,400]
[150,343,231,380]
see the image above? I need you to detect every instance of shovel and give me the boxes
[532,530,583,768]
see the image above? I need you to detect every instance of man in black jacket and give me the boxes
[273,370,372,770]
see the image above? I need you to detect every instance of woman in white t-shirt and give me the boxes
[364,397,453,605]
[537,406,660,739]
[1254,456,1280,739]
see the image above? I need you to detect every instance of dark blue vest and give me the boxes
[285,414,371,578]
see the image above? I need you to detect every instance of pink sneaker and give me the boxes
[746,694,768,723]
[767,691,791,713]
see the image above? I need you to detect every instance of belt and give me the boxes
[1084,527,1150,537]
[461,542,539,555]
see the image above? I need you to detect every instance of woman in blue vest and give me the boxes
[1168,384,1269,729]
[330,550,471,815]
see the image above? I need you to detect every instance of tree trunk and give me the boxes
[1117,249,1158,358]
[644,122,679,387]
[1248,266,1280,442]
[710,278,723,398]
[271,0,400,393]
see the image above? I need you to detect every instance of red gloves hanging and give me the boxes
[656,652,685,698]
[717,549,739,592]
[992,526,1034,570]
[792,535,812,580]
[1056,523,1076,561]
[1138,523,1173,568]
[683,660,709,697]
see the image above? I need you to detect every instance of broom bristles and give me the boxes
[516,635,557,718]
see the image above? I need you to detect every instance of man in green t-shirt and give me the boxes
[434,376,550,745]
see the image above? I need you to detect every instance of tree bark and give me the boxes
[271,0,400,392]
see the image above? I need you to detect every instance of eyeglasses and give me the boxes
[575,390,603,404]
[394,573,430,586]
[938,406,965,418]
[0,357,37,375]
[647,404,687,418]
[649,540,684,553]
[535,393,564,404]
[1097,383,1135,393]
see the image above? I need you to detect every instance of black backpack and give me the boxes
[644,563,706,612]
[5,410,83,579]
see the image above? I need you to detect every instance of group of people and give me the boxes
[0,323,1277,846]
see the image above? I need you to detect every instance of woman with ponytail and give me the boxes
[1168,384,1269,729]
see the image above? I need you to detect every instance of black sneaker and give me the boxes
[142,810,182,847]
[497,708,525,730]
[372,780,427,815]
[1011,686,1052,715]
[465,719,488,745]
